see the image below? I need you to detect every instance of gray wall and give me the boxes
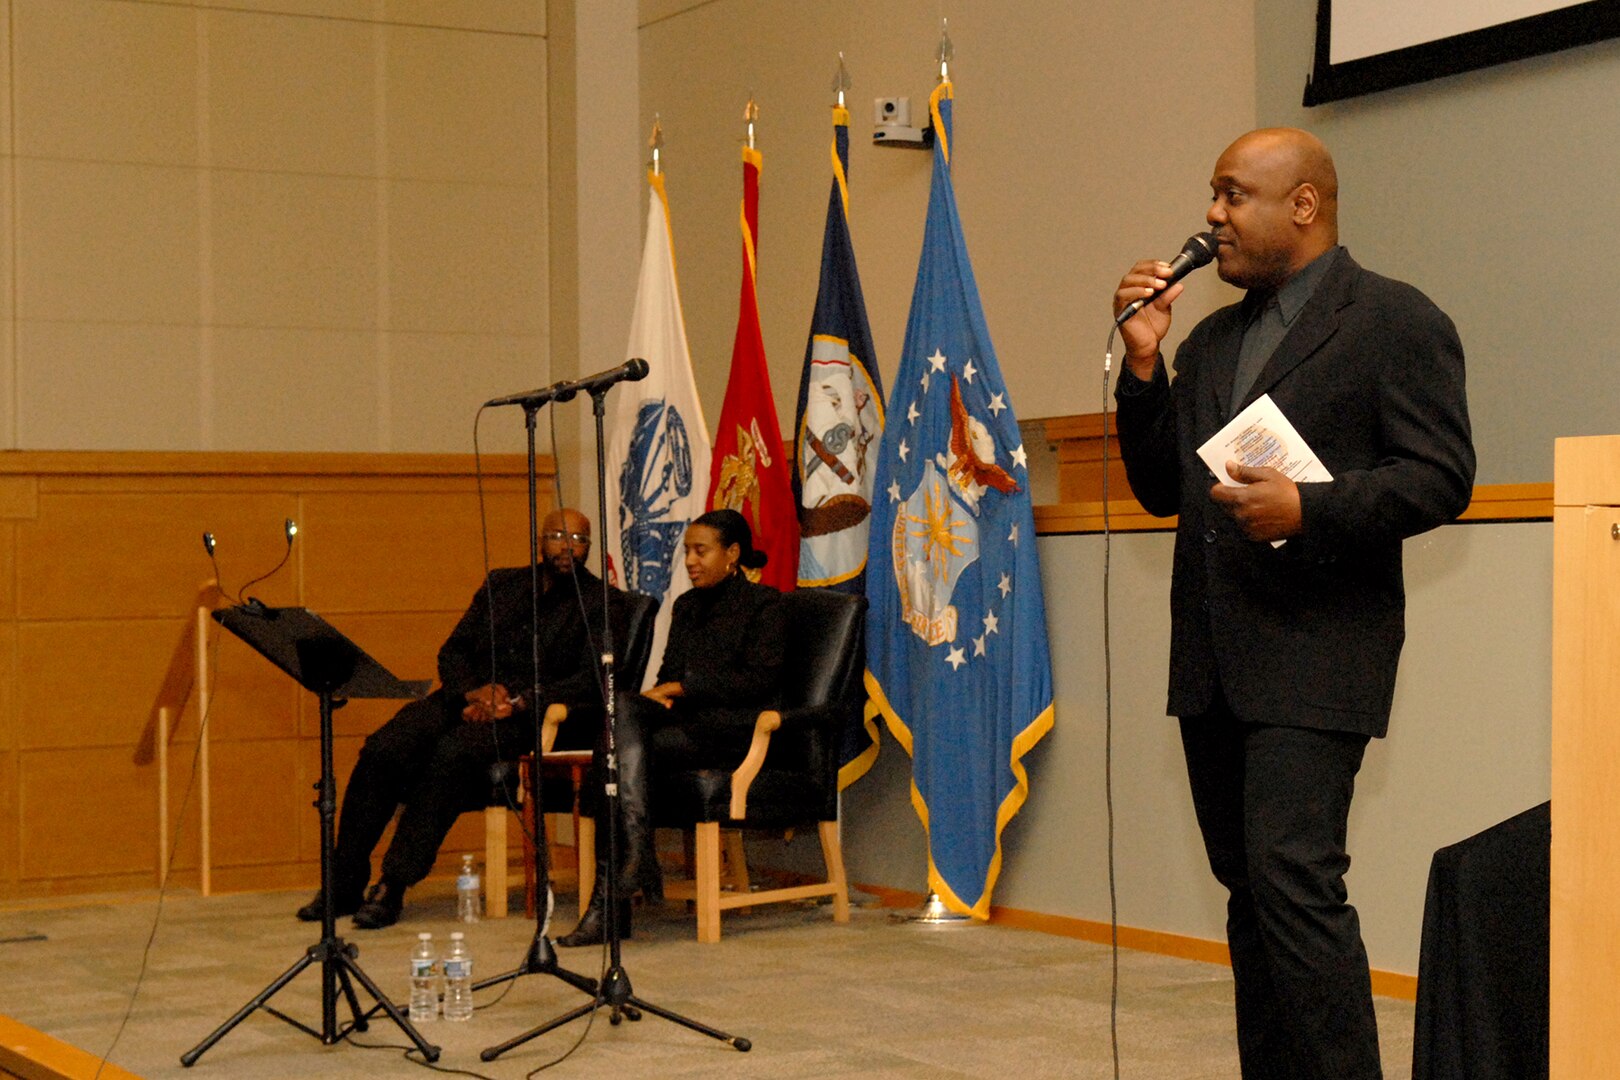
[835,521,1553,976]
[1255,1,1620,483]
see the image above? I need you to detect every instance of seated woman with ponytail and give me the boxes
[559,509,785,946]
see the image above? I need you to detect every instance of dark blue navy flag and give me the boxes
[864,81,1054,919]
[793,104,886,789]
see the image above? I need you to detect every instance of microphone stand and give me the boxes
[472,399,599,1002]
[480,385,750,1061]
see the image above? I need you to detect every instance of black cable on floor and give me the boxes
[94,624,223,1079]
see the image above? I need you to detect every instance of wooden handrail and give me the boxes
[138,581,228,891]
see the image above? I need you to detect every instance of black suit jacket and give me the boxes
[437,564,619,710]
[1115,250,1475,737]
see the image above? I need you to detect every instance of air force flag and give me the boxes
[864,81,1054,919]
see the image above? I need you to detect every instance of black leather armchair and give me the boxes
[650,588,865,942]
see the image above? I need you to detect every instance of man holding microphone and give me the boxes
[1111,128,1475,1078]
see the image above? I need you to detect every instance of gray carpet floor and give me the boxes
[0,883,1413,1078]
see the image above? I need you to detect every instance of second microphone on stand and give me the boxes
[484,358,650,409]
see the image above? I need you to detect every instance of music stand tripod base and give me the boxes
[181,608,440,1066]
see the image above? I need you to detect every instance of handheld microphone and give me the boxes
[483,358,650,408]
[1114,231,1219,327]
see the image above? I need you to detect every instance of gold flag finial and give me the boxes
[648,114,664,174]
[744,96,759,150]
[832,52,851,108]
[937,18,954,82]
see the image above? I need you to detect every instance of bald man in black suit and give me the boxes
[1112,129,1475,1079]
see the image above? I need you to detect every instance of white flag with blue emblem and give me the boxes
[865,81,1054,919]
[604,170,712,684]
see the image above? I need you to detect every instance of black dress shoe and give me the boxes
[295,888,363,922]
[351,880,405,930]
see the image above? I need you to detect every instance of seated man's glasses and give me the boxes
[542,530,590,544]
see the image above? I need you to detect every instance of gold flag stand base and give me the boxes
[891,890,976,927]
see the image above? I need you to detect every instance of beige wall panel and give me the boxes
[386,0,544,36]
[207,7,377,177]
[210,327,380,452]
[18,746,155,880]
[208,737,304,867]
[388,333,544,455]
[15,492,297,620]
[16,619,182,750]
[639,0,1253,428]
[14,322,202,451]
[0,0,12,154]
[211,171,377,331]
[0,318,11,453]
[298,490,537,613]
[11,0,197,165]
[388,180,545,335]
[384,23,545,184]
[13,159,199,324]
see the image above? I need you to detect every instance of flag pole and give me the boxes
[893,22,975,930]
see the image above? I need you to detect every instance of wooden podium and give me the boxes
[1550,435,1620,1079]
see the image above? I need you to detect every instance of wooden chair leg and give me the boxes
[485,807,509,919]
[577,816,595,918]
[722,830,750,891]
[820,820,851,923]
[695,822,722,943]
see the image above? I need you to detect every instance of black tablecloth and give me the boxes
[1411,800,1549,1080]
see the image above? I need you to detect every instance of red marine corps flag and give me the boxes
[708,102,798,590]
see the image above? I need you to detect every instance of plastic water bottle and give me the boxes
[442,932,473,1022]
[409,932,437,1022]
[456,853,482,923]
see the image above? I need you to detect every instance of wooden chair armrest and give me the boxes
[729,710,781,820]
[539,702,569,755]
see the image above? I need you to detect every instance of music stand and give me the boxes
[181,605,441,1067]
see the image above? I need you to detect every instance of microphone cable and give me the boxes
[1100,324,1122,1080]
[93,613,224,1079]
[467,400,607,1075]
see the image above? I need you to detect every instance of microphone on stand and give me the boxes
[1114,231,1219,327]
[483,358,650,408]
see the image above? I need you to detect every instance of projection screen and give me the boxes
[1304,0,1620,104]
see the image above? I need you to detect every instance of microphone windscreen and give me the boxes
[625,357,650,381]
[1181,231,1218,269]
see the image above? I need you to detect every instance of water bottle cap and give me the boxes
[418,932,431,940]
[450,931,464,940]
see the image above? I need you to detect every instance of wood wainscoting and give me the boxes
[0,451,550,900]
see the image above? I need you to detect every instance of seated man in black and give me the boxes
[296,507,611,929]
